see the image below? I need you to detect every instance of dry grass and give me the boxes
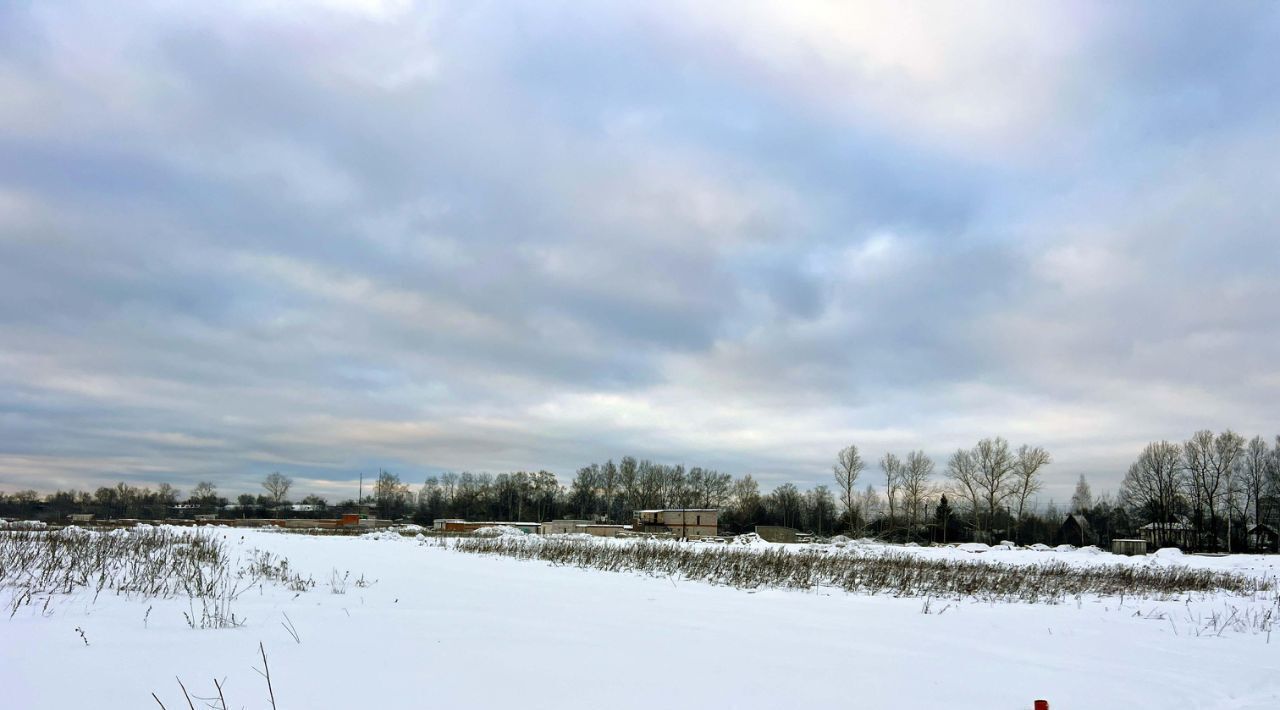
[453,537,1273,603]
[0,527,313,625]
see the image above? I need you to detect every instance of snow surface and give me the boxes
[4,528,1279,709]
[471,524,528,537]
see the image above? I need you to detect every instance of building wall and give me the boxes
[632,509,718,537]
[543,519,593,535]
[656,510,718,529]
[1111,539,1147,556]
[440,520,543,534]
[580,525,627,538]
[755,525,798,543]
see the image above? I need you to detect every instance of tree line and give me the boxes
[3,430,1278,550]
[1119,431,1280,551]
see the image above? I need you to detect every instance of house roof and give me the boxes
[1062,513,1091,529]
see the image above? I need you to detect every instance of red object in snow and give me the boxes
[1034,701,1049,710]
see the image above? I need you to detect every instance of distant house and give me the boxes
[67,513,95,523]
[1058,514,1095,546]
[1139,521,1196,549]
[632,509,718,538]
[1248,524,1279,553]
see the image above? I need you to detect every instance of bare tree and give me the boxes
[1241,436,1269,533]
[946,448,981,535]
[1070,475,1092,514]
[898,450,933,534]
[190,481,218,505]
[1010,445,1051,541]
[973,437,1015,538]
[1119,441,1185,547]
[833,445,865,534]
[262,472,293,507]
[879,453,902,529]
[1183,431,1210,523]
[856,484,880,536]
[730,475,761,527]
[374,470,411,518]
[156,482,181,506]
[1186,430,1244,550]
[805,484,837,536]
[1213,430,1245,551]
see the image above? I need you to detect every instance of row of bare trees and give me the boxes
[831,438,1052,541]
[1120,431,1280,551]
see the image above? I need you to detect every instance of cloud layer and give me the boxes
[2,1,1278,501]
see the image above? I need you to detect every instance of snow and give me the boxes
[4,527,1280,709]
[471,524,527,537]
[730,532,767,546]
[359,529,408,541]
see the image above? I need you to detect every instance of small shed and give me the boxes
[1111,539,1147,556]
[68,513,95,523]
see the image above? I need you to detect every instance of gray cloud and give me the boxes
[2,1,1279,504]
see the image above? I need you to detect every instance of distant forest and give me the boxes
[4,430,1278,551]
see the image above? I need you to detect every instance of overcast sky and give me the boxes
[2,1,1278,503]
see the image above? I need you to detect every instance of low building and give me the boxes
[1111,539,1147,556]
[543,519,594,535]
[633,509,718,538]
[68,513,95,523]
[755,525,799,543]
[435,520,543,534]
[579,524,629,538]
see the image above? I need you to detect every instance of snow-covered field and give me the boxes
[4,527,1278,709]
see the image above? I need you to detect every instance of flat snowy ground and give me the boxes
[4,528,1279,709]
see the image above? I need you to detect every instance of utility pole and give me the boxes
[358,473,364,507]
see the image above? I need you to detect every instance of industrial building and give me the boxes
[632,509,718,538]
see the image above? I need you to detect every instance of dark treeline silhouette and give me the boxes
[4,431,1278,550]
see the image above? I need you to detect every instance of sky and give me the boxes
[1,1,1278,503]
